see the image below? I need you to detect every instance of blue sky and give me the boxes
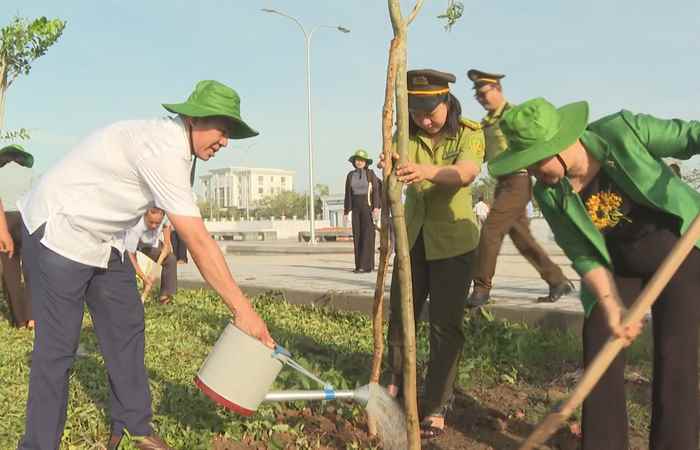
[2,0,699,194]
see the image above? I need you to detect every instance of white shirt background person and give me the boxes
[124,214,167,254]
[473,199,490,226]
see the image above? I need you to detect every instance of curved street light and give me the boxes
[262,8,350,244]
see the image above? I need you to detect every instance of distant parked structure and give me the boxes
[198,167,295,215]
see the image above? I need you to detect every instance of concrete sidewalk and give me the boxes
[177,221,586,331]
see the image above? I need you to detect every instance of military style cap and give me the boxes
[467,69,505,89]
[407,69,456,112]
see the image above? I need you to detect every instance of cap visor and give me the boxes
[408,94,445,112]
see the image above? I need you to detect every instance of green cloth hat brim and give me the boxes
[162,103,259,139]
[0,144,34,168]
[488,101,589,177]
[349,155,373,165]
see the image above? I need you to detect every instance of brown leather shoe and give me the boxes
[133,435,174,450]
[107,435,121,450]
[107,434,174,450]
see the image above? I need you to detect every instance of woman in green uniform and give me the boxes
[383,69,484,439]
[489,97,700,450]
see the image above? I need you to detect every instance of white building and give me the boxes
[198,167,295,214]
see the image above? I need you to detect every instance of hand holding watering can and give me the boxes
[234,301,275,348]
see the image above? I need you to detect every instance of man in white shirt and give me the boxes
[0,144,34,328]
[17,80,272,450]
[473,195,490,228]
[125,207,177,304]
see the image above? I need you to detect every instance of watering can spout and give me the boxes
[264,384,371,405]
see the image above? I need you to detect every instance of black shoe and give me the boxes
[537,280,575,303]
[466,290,491,308]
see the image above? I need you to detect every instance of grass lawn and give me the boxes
[0,289,654,449]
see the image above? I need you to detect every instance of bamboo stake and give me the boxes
[388,1,424,448]
[520,213,700,450]
[367,36,400,438]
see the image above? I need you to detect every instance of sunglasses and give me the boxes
[474,86,497,100]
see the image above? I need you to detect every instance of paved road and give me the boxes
[175,227,585,330]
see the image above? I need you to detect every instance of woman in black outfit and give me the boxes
[344,149,380,273]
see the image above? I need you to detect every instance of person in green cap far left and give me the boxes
[489,97,700,450]
[0,144,35,329]
[344,149,381,273]
[16,80,274,450]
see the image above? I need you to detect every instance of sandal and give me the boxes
[420,418,445,440]
[159,295,172,305]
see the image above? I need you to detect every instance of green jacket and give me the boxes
[404,118,485,260]
[535,110,700,316]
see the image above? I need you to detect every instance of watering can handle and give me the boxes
[272,346,334,390]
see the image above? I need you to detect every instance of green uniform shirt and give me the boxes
[482,102,512,162]
[404,118,485,260]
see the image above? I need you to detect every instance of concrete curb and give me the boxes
[178,279,584,333]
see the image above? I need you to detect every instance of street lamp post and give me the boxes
[262,8,350,244]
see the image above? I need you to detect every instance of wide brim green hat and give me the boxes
[488,98,589,177]
[348,149,373,165]
[163,80,259,139]
[0,144,34,168]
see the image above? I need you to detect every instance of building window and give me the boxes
[258,187,263,194]
[258,176,263,183]
[270,176,274,182]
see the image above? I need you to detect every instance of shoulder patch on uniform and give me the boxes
[459,117,481,130]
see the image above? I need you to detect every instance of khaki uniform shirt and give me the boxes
[404,118,485,260]
[482,102,512,162]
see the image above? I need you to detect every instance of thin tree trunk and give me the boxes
[367,36,399,438]
[0,59,8,131]
[388,1,424,448]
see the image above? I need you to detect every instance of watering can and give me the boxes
[195,322,370,416]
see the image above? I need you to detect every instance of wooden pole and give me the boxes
[520,213,700,450]
[387,1,424,448]
[367,36,399,438]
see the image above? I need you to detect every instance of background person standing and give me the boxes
[0,144,34,328]
[465,69,572,306]
[343,149,381,273]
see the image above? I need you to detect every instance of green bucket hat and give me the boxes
[162,80,259,139]
[488,97,589,177]
[348,149,373,166]
[0,144,34,168]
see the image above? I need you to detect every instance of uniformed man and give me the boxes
[0,144,34,328]
[465,69,573,306]
[382,69,484,438]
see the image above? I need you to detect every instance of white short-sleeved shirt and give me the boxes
[124,215,166,253]
[473,201,489,219]
[18,116,200,268]
[0,162,33,212]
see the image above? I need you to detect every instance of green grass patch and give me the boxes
[0,289,653,449]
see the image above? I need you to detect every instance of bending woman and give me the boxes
[489,97,700,450]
